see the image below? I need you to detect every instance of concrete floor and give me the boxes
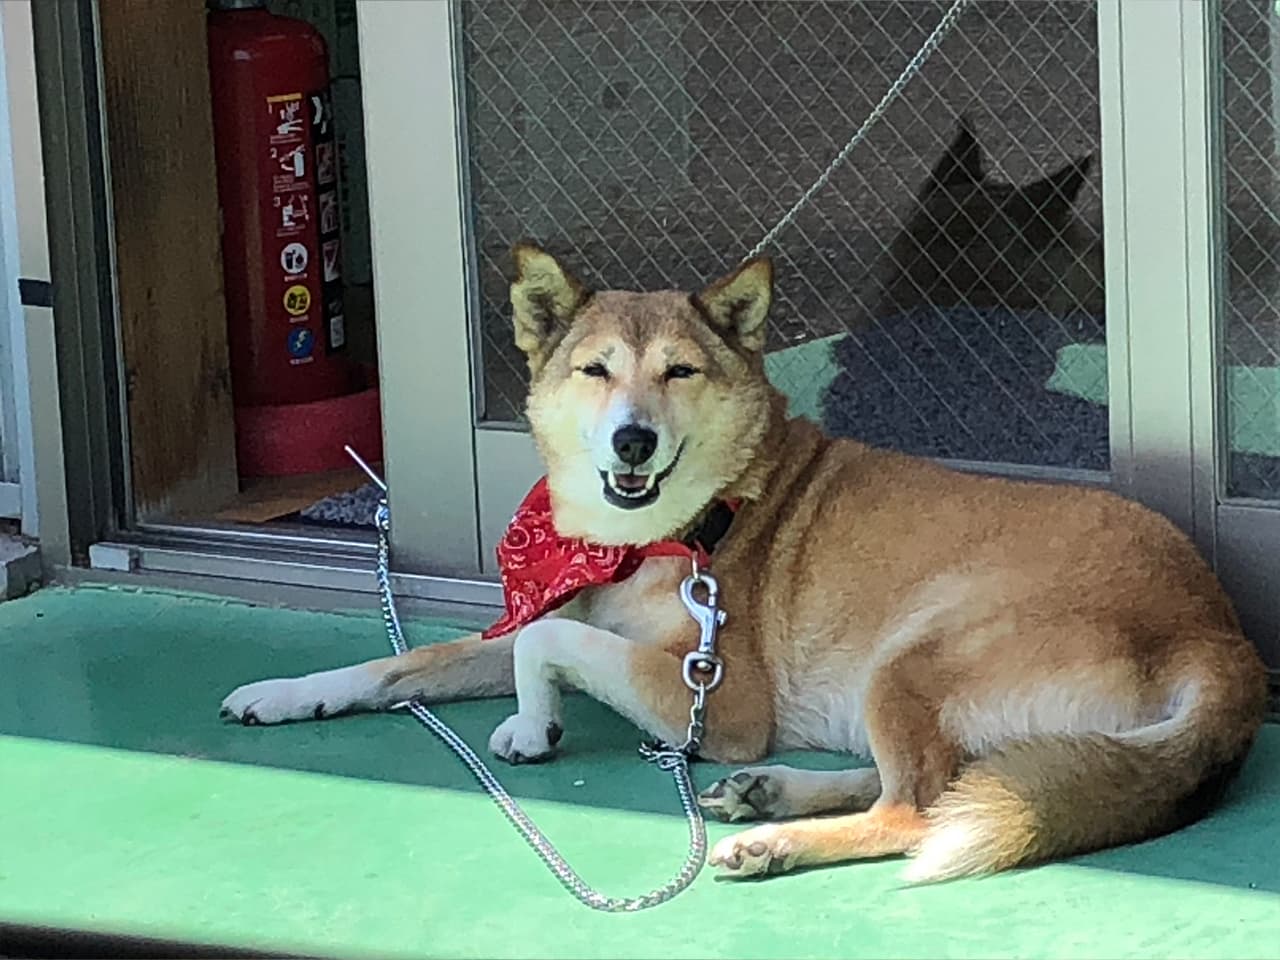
[2,585,1279,959]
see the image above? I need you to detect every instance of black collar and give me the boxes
[681,499,738,556]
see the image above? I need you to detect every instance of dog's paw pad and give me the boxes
[699,769,785,821]
[709,826,798,879]
[489,713,561,764]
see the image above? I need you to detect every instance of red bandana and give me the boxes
[483,478,734,639]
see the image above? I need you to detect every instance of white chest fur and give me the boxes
[573,555,696,645]
[772,658,874,756]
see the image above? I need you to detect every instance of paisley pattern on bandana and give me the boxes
[482,478,706,639]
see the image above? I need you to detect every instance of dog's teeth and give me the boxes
[605,470,657,501]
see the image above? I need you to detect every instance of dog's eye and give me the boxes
[664,364,699,381]
[579,362,610,379]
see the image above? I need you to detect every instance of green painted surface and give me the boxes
[1046,342,1280,457]
[767,332,1280,458]
[2,586,1279,958]
[766,334,843,424]
[1045,342,1111,407]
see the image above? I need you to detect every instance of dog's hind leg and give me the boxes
[219,632,515,725]
[709,802,931,877]
[698,766,881,822]
[488,618,773,764]
[709,643,956,877]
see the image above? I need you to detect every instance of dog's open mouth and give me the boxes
[600,444,684,510]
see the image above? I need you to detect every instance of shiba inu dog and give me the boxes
[221,245,1265,882]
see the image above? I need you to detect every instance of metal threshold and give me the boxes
[79,521,502,618]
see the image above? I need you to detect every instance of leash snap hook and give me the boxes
[680,570,727,656]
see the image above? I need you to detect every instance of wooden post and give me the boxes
[97,0,239,519]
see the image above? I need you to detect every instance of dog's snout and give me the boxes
[612,425,658,467]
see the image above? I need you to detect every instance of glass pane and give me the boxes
[460,1,1107,471]
[1219,0,1280,500]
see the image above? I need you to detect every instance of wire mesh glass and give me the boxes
[459,0,1106,471]
[1218,0,1280,500]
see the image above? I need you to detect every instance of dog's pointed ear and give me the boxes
[930,117,984,190]
[510,243,590,370]
[694,257,773,353]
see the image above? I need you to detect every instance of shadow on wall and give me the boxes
[865,117,1103,323]
[822,119,1108,470]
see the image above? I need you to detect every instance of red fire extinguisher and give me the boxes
[207,0,351,408]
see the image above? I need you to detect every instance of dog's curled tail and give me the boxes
[903,635,1266,884]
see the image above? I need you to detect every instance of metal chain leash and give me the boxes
[353,448,714,912]
[743,0,972,262]
[344,0,971,913]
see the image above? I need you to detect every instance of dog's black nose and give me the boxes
[612,425,658,466]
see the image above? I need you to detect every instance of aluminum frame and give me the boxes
[1097,0,1280,665]
[358,0,482,578]
[87,536,500,610]
[1098,0,1203,542]
[1199,0,1280,662]
[28,0,129,563]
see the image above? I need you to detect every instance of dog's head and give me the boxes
[509,244,777,545]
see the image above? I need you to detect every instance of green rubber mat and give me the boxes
[2,586,1278,958]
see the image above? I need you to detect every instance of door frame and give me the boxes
[25,0,503,609]
[1102,0,1280,662]
[1098,0,1215,547]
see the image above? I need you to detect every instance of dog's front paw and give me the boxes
[488,713,563,764]
[219,676,341,725]
[710,825,800,879]
[699,768,788,822]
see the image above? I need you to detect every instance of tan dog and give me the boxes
[221,245,1266,882]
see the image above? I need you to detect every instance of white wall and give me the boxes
[1,0,64,540]
[1,0,47,281]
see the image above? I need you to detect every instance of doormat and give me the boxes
[297,479,382,528]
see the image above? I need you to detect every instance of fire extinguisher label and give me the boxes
[281,242,309,276]
[284,284,311,318]
[268,93,313,242]
[287,328,316,364]
[322,239,341,282]
[272,144,306,193]
[316,142,336,186]
[268,93,306,138]
[309,87,346,354]
[260,88,346,363]
[318,191,339,235]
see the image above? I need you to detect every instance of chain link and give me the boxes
[743,0,972,262]
[682,683,708,755]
